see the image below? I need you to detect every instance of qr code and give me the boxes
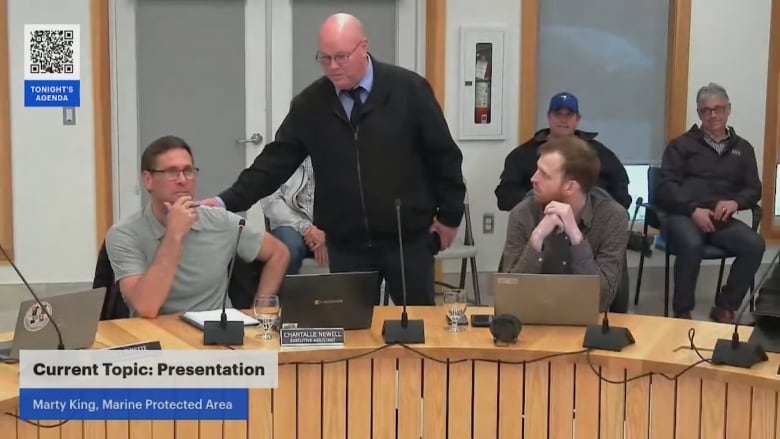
[28,29,75,74]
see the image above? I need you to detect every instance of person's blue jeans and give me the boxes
[271,226,309,275]
[664,215,765,315]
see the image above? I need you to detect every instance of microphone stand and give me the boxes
[583,200,641,352]
[583,276,635,351]
[0,243,64,350]
[382,199,425,344]
[204,219,246,345]
[711,250,775,368]
[582,305,635,352]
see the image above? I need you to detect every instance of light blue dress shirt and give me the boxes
[337,56,374,114]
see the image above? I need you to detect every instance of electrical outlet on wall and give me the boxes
[482,213,494,234]
[63,107,76,125]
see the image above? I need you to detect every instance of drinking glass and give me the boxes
[443,289,467,332]
[253,296,280,340]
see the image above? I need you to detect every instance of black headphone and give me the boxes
[489,314,522,345]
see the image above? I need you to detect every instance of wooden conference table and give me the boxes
[1,306,779,439]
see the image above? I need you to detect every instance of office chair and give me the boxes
[93,240,130,320]
[633,166,760,316]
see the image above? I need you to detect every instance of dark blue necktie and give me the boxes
[347,87,363,125]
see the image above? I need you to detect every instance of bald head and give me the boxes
[319,13,365,43]
[317,13,370,90]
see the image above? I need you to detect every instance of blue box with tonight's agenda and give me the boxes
[24,80,80,107]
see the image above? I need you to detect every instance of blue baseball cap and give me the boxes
[548,92,579,114]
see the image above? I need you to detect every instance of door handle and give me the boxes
[237,132,263,145]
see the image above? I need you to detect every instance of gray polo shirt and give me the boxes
[105,204,264,316]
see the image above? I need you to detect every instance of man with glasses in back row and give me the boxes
[200,13,465,307]
[655,83,765,323]
[105,135,290,318]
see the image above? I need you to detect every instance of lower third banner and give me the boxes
[18,388,248,420]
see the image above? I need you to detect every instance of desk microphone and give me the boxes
[711,252,773,368]
[382,199,425,344]
[0,243,64,350]
[203,218,246,345]
[582,286,635,352]
[630,197,643,231]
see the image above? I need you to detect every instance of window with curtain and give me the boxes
[535,0,670,220]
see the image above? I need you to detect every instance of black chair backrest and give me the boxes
[227,258,263,310]
[645,166,663,230]
[93,241,130,320]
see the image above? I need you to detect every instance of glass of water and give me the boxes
[253,295,280,341]
[443,289,467,332]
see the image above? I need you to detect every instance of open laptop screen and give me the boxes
[278,272,379,330]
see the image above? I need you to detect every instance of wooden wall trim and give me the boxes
[760,0,780,239]
[92,0,112,249]
[665,0,692,141]
[425,0,446,105]
[0,0,13,261]
[518,0,538,142]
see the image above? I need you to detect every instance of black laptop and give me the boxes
[279,272,379,330]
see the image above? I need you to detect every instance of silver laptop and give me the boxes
[493,273,600,325]
[0,287,106,361]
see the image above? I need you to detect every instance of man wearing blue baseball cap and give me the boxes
[548,91,579,114]
[495,92,630,211]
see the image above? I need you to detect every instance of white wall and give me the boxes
[687,0,772,172]
[443,0,521,273]
[1,0,96,284]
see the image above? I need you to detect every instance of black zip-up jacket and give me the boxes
[218,58,465,249]
[655,124,761,216]
[494,129,632,211]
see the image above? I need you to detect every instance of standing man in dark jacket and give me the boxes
[655,83,765,323]
[201,13,465,306]
[495,92,631,211]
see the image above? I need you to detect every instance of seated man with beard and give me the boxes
[500,136,629,311]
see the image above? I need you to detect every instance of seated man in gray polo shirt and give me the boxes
[106,135,290,318]
[500,136,629,312]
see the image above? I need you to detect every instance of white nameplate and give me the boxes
[279,328,345,347]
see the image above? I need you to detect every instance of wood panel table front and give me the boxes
[1,306,779,438]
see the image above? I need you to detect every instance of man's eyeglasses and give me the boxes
[697,105,728,116]
[315,41,362,66]
[148,167,199,180]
